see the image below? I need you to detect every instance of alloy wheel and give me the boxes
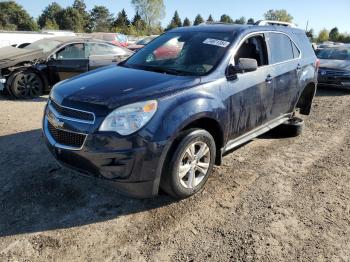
[178,141,211,189]
[13,72,43,98]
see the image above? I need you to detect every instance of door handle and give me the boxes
[265,75,273,83]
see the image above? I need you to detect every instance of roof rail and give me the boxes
[255,20,296,28]
[198,21,229,26]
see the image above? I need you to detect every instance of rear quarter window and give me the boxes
[266,33,294,64]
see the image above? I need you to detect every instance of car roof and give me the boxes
[46,36,109,44]
[170,24,304,35]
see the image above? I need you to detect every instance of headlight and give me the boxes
[99,100,158,135]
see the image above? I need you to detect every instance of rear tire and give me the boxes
[161,129,216,199]
[10,70,43,99]
[271,117,304,138]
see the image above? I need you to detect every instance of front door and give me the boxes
[47,43,89,84]
[226,34,274,139]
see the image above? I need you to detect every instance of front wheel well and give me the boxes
[181,118,224,165]
[296,82,316,115]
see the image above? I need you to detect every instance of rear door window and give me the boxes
[86,43,127,56]
[267,33,296,64]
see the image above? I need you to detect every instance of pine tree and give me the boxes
[247,18,255,24]
[167,10,182,30]
[193,14,204,26]
[183,17,191,27]
[220,14,233,23]
[114,9,130,28]
[132,11,146,32]
[207,14,214,22]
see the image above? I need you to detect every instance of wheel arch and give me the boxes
[6,66,49,96]
[296,82,317,115]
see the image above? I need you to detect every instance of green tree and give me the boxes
[72,0,86,14]
[329,27,339,42]
[183,17,191,27]
[43,19,59,30]
[220,14,233,23]
[317,29,329,43]
[247,18,255,24]
[56,7,85,32]
[193,14,204,25]
[207,14,214,22]
[0,1,38,31]
[167,10,182,30]
[132,11,147,33]
[264,9,293,22]
[38,2,62,29]
[72,0,89,29]
[338,34,350,43]
[306,28,314,40]
[234,16,246,24]
[131,0,165,28]
[114,9,130,28]
[89,5,113,32]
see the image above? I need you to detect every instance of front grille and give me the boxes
[48,121,86,148]
[50,100,94,122]
[319,68,350,77]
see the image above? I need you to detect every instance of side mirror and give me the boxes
[226,58,258,80]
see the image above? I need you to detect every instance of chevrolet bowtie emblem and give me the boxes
[51,115,64,128]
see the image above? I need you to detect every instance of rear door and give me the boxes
[47,43,89,83]
[265,32,301,117]
[86,42,131,70]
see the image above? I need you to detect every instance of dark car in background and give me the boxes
[127,36,157,51]
[0,36,133,99]
[317,44,350,89]
[43,22,317,199]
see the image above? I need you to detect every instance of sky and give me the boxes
[15,0,350,34]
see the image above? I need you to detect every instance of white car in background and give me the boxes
[0,30,76,48]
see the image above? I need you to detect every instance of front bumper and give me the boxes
[318,75,350,90]
[42,112,168,198]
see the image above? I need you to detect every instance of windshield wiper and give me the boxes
[124,64,192,76]
[147,66,188,75]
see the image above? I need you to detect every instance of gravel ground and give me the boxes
[0,87,349,262]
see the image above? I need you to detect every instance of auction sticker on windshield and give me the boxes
[203,38,230,48]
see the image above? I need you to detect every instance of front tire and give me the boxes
[161,129,216,199]
[10,70,43,99]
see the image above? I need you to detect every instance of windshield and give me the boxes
[124,32,234,76]
[317,47,350,60]
[24,39,61,53]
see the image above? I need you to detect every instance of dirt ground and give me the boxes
[0,87,349,262]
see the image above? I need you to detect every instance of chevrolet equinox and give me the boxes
[43,23,318,199]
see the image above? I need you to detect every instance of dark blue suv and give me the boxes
[43,23,318,199]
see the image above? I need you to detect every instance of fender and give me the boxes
[147,91,227,196]
[151,90,227,142]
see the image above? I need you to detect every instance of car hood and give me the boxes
[50,65,201,115]
[319,59,350,71]
[0,46,45,69]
